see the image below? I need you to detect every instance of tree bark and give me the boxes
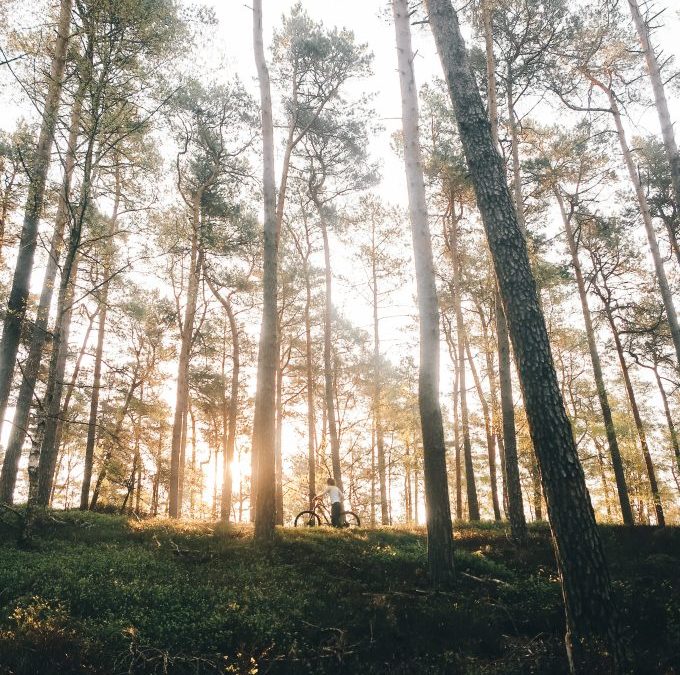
[446,214,480,520]
[316,205,343,493]
[426,0,624,667]
[604,305,665,526]
[594,79,680,368]
[0,0,73,435]
[252,0,278,540]
[465,336,501,520]
[480,0,527,540]
[556,190,633,525]
[0,86,83,503]
[393,0,454,586]
[168,191,203,518]
[371,219,389,524]
[302,234,316,510]
[274,347,284,525]
[34,246,81,507]
[627,0,680,214]
[653,363,680,478]
[80,164,120,509]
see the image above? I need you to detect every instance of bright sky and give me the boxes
[2,0,680,517]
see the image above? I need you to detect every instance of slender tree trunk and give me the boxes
[465,337,501,520]
[224,302,239,522]
[275,349,284,525]
[556,190,633,525]
[446,215,480,520]
[653,363,680,477]
[316,205,343,492]
[35,247,81,507]
[446,327,463,519]
[0,87,83,503]
[480,0,526,540]
[303,247,316,509]
[169,193,203,518]
[80,164,120,509]
[604,306,665,527]
[371,225,388,523]
[89,367,139,510]
[598,82,680,367]
[426,1,624,667]
[0,0,73,434]
[252,0,278,540]
[370,424,376,527]
[393,0,454,585]
[627,0,680,212]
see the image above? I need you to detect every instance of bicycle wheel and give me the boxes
[294,510,322,527]
[341,511,361,527]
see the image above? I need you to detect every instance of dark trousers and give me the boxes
[331,502,342,527]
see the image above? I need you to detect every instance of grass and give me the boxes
[0,510,678,673]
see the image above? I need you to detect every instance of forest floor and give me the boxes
[0,511,678,674]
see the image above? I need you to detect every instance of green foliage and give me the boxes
[0,516,678,673]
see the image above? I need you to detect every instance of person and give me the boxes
[315,478,344,527]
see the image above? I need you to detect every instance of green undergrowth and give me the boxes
[0,511,678,674]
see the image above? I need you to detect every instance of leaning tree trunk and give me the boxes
[252,0,278,541]
[0,86,83,504]
[480,0,527,541]
[35,249,81,506]
[627,0,680,213]
[426,0,624,668]
[392,0,454,586]
[596,80,680,368]
[603,304,665,527]
[0,0,73,436]
[556,190,633,525]
[653,362,680,478]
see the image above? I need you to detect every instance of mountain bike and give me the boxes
[293,499,361,527]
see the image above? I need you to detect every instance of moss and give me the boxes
[0,515,677,674]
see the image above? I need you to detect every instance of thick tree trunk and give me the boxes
[426,0,624,667]
[393,0,454,586]
[252,0,278,540]
[465,337,501,520]
[604,307,665,526]
[0,88,83,503]
[0,0,73,434]
[556,190,633,525]
[627,0,680,213]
